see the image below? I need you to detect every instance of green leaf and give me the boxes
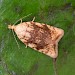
[0,0,75,75]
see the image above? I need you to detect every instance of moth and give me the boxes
[8,18,64,58]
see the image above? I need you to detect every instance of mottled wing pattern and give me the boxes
[8,21,64,58]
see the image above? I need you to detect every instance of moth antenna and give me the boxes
[12,30,20,49]
[13,13,32,25]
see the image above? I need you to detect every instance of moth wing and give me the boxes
[47,25,64,42]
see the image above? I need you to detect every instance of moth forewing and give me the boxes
[8,21,64,58]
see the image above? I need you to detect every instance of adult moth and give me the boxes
[8,18,64,58]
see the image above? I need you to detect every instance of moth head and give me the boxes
[8,25,15,30]
[8,25,20,49]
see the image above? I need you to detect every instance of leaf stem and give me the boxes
[53,58,58,75]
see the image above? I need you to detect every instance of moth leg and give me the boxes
[20,18,22,23]
[32,17,35,22]
[25,44,28,48]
